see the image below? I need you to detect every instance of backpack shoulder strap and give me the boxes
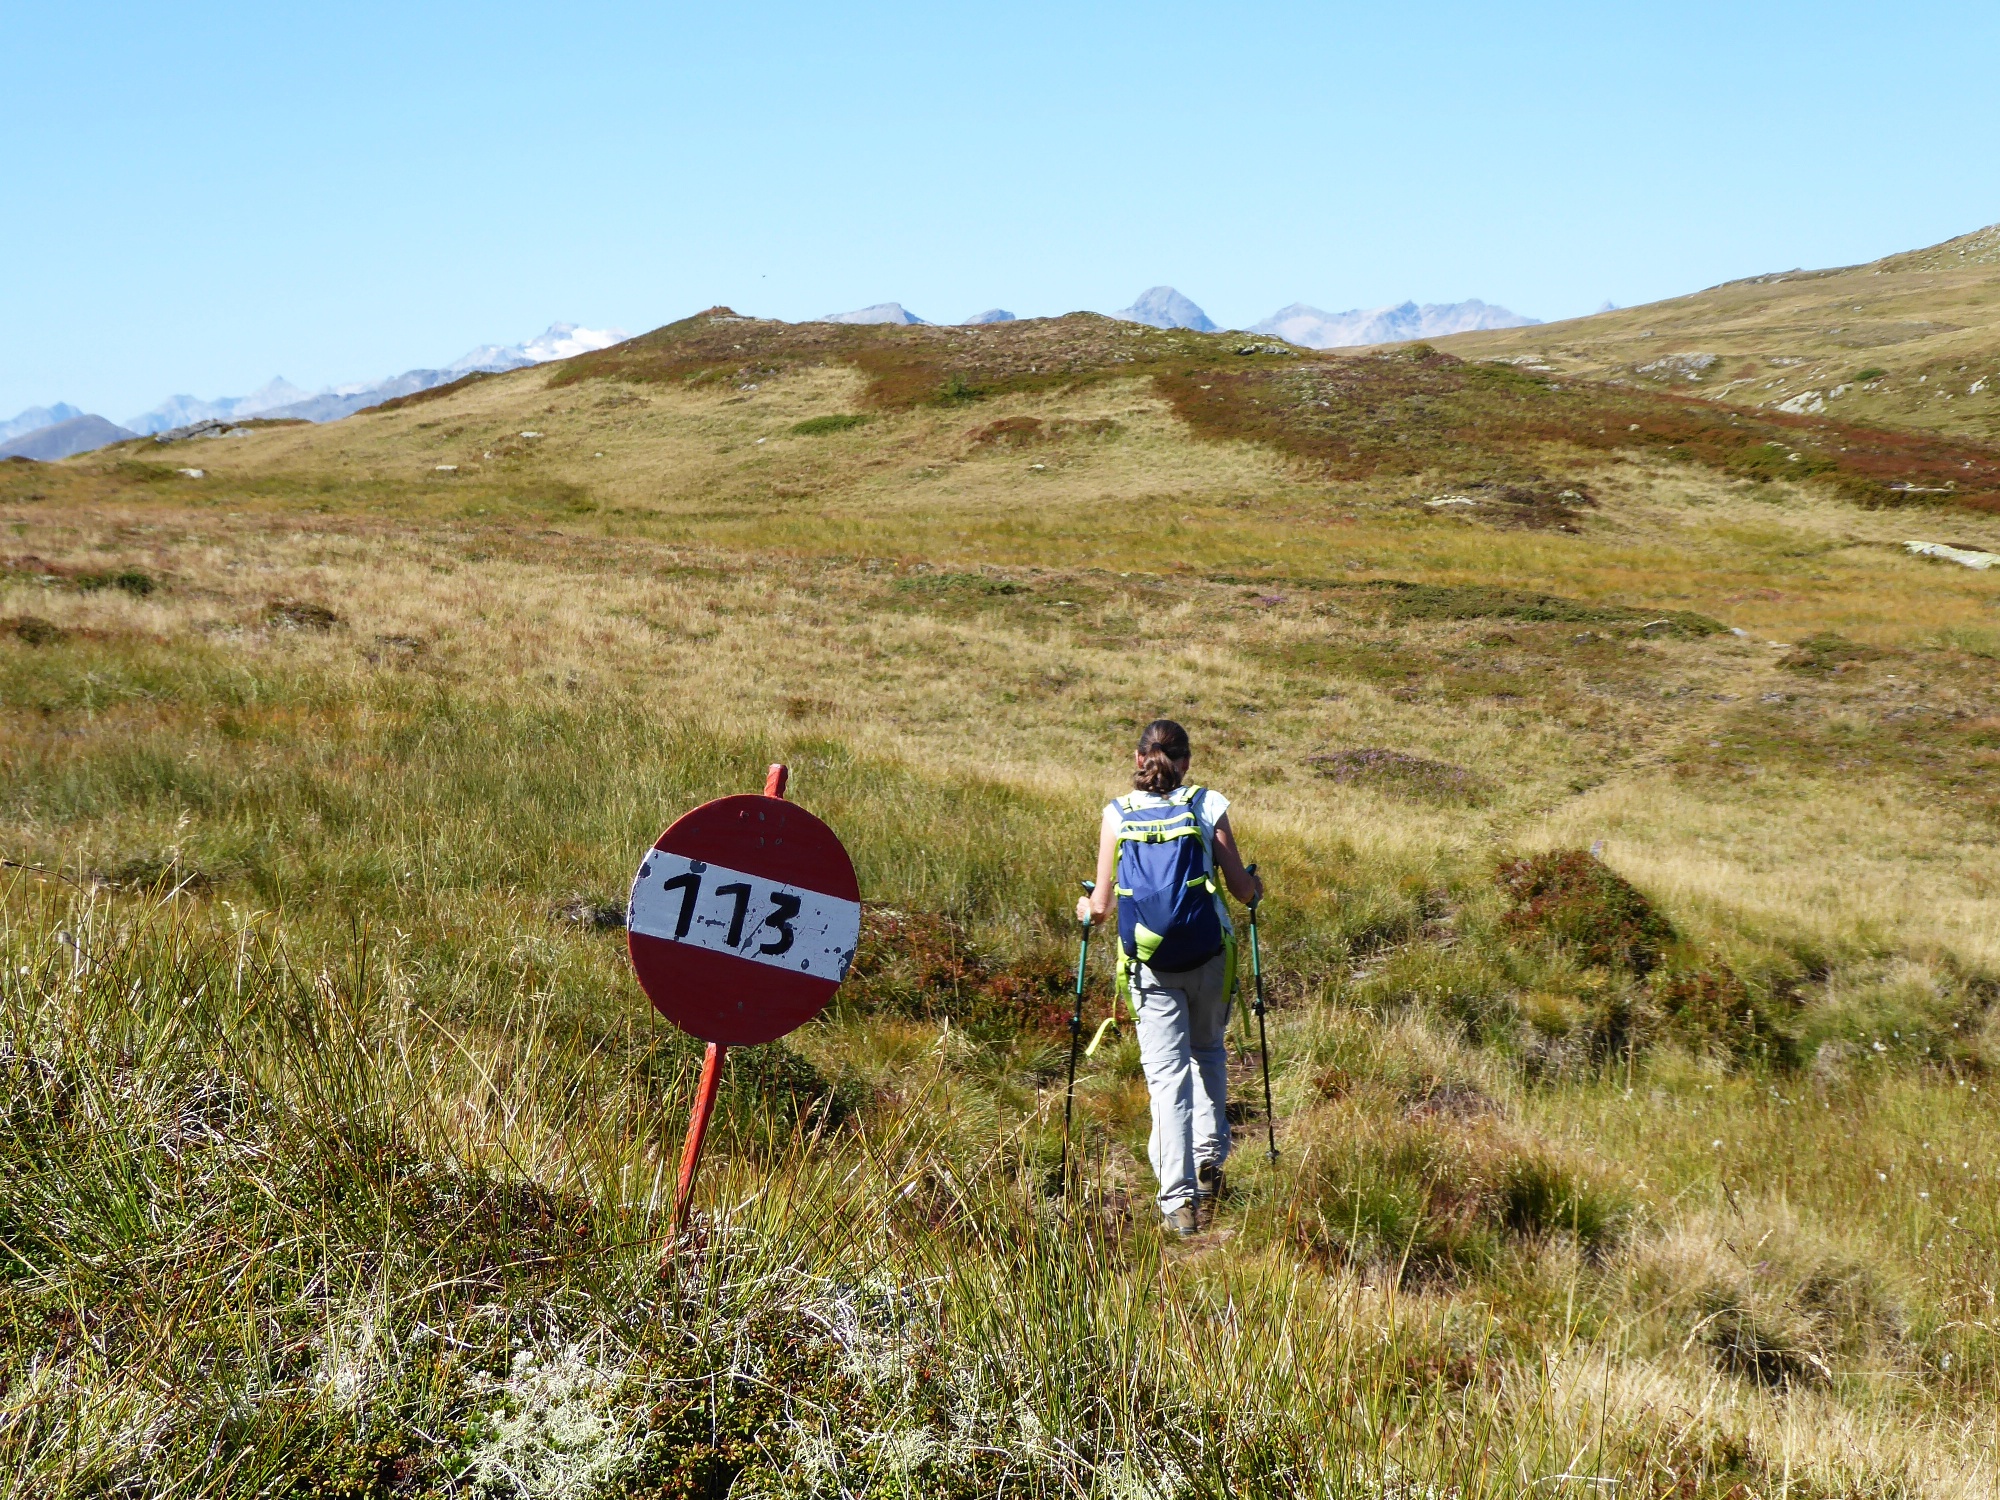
[1175,785,1212,853]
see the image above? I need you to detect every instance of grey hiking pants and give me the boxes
[1132,949,1231,1217]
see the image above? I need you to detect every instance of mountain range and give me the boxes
[810,289,1536,346]
[121,323,628,433]
[1248,298,1538,348]
[816,304,1021,326]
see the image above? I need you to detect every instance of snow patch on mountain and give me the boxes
[1249,299,1538,349]
[445,322,624,376]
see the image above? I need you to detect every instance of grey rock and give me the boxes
[262,600,341,632]
[551,896,627,931]
[152,418,241,443]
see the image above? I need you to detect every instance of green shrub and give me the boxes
[892,572,1023,597]
[789,413,872,436]
[1779,632,1881,673]
[2,615,66,646]
[74,568,155,596]
[1284,1127,1628,1281]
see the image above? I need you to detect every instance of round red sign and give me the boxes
[627,794,861,1046]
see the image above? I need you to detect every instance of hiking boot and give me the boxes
[1163,1203,1199,1237]
[1195,1160,1227,1205]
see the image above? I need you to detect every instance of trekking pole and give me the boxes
[1246,864,1278,1164]
[1059,881,1093,1200]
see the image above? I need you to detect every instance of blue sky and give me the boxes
[5,0,1997,421]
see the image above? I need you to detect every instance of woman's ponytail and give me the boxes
[1133,719,1191,795]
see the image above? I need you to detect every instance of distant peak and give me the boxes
[817,302,929,325]
[1115,287,1217,332]
[963,309,1016,325]
[0,402,85,446]
[235,377,312,415]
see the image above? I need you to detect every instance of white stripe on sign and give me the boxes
[630,853,859,982]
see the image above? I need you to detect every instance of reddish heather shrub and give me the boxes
[1496,849,1675,974]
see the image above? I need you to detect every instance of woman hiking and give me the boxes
[1077,720,1262,1236]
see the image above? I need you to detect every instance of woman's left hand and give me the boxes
[1075,895,1094,925]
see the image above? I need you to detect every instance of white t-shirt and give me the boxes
[1101,785,1235,934]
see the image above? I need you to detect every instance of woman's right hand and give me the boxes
[1075,895,1094,925]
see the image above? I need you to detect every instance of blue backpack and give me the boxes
[1113,785,1225,972]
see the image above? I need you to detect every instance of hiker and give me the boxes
[1077,720,1262,1236]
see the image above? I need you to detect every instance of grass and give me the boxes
[0,311,1996,1494]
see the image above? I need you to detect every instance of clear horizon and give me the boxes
[5,0,1997,420]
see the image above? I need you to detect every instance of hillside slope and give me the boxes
[1432,223,2000,445]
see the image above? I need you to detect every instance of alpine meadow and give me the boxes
[6,225,2000,1500]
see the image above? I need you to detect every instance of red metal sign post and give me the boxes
[626,763,859,1237]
